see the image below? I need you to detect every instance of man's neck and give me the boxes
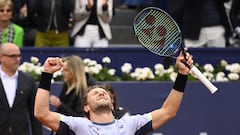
[0,66,17,77]
[90,111,115,123]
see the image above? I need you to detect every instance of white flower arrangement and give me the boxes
[18,56,62,82]
[19,56,240,82]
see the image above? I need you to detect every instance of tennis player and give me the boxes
[34,51,193,135]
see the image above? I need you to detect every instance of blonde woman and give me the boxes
[50,55,96,117]
[0,0,24,47]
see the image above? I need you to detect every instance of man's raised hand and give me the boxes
[43,57,63,74]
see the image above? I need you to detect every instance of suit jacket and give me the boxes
[29,0,74,32]
[71,0,113,39]
[0,71,42,135]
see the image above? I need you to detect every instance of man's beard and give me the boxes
[93,101,113,113]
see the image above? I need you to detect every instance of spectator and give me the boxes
[71,0,113,48]
[29,0,74,47]
[181,0,231,48]
[0,43,42,135]
[0,0,24,47]
[101,84,130,119]
[34,50,193,134]
[229,0,240,41]
[12,0,36,47]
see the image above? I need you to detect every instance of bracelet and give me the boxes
[38,72,53,91]
[173,73,188,92]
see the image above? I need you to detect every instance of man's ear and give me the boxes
[111,103,114,111]
[84,105,90,113]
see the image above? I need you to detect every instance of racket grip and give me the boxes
[190,65,218,94]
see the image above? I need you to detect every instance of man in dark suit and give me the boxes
[0,43,42,135]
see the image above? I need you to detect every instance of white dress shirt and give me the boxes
[0,67,18,108]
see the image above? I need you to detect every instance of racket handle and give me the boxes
[190,65,218,94]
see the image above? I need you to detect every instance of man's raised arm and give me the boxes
[34,57,63,131]
[151,51,193,130]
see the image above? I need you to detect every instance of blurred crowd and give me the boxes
[118,0,240,48]
[0,0,239,48]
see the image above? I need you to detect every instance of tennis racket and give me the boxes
[133,7,218,94]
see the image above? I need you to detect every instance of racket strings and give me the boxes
[135,9,181,56]
[152,12,181,56]
[135,10,167,53]
[152,17,180,55]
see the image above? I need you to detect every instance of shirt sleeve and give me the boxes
[122,113,153,134]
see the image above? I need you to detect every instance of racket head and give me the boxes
[133,7,183,57]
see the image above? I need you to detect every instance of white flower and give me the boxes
[18,62,28,72]
[84,58,98,68]
[154,63,164,70]
[89,60,97,67]
[18,56,240,82]
[154,63,165,76]
[83,58,91,65]
[30,56,39,65]
[227,73,239,80]
[87,64,103,74]
[121,63,132,74]
[165,66,174,74]
[19,62,38,73]
[102,56,111,64]
[144,67,155,79]
[84,58,104,75]
[86,66,95,74]
[203,64,214,72]
[131,67,154,80]
[130,68,141,80]
[216,72,228,82]
[169,72,178,81]
[35,66,43,75]
[220,59,228,67]
[203,72,214,81]
[108,69,116,76]
[225,63,240,73]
